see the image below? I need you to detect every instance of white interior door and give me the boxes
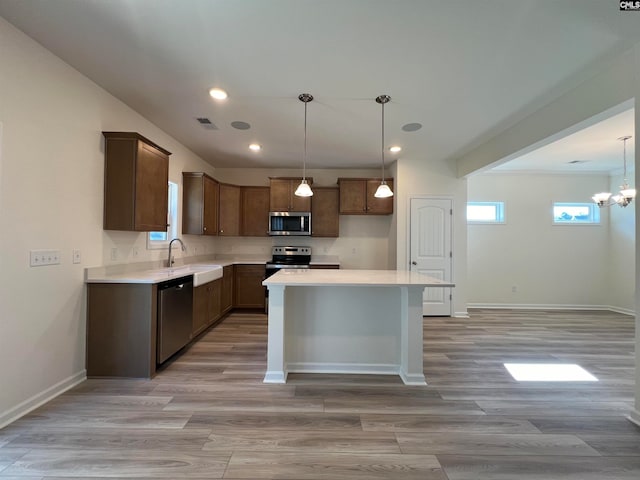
[410,197,452,316]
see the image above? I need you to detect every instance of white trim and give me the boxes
[628,409,640,427]
[287,362,400,376]
[467,303,635,316]
[0,370,86,429]
[453,311,470,318]
[147,181,179,250]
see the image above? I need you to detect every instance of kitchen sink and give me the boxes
[164,264,223,286]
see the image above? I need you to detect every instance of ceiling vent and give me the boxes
[196,117,218,130]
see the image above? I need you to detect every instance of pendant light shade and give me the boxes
[295,93,314,197]
[294,179,313,197]
[374,95,394,198]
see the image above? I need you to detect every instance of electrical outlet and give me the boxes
[72,249,81,264]
[352,247,357,254]
[512,286,517,293]
[30,249,61,267]
[110,247,118,261]
[132,246,139,258]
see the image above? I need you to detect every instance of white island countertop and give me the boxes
[262,269,454,287]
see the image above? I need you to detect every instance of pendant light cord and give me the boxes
[381,100,386,182]
[303,99,308,181]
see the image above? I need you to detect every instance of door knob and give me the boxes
[411,261,417,265]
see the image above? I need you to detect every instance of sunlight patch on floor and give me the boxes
[504,363,598,382]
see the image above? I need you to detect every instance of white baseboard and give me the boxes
[454,311,470,318]
[287,362,400,376]
[628,409,640,427]
[466,303,635,316]
[0,370,86,429]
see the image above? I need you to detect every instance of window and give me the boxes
[148,181,178,249]
[467,201,505,223]
[553,202,600,225]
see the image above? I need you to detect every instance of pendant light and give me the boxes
[374,95,394,198]
[592,135,636,208]
[294,93,313,197]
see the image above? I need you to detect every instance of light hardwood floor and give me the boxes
[1,309,639,479]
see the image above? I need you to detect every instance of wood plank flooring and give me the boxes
[1,308,639,479]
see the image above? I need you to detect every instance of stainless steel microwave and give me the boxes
[268,211,311,236]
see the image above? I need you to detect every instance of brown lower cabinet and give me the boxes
[221,265,233,314]
[87,283,158,378]
[234,264,266,308]
[192,278,222,337]
[87,262,267,378]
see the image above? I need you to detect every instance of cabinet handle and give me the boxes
[203,226,207,231]
[220,229,224,233]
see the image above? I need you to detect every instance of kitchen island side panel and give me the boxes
[284,286,401,369]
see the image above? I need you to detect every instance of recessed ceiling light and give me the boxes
[249,143,262,152]
[402,122,422,132]
[389,146,402,153]
[231,121,251,130]
[209,88,228,100]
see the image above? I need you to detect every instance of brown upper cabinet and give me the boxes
[218,183,241,236]
[102,132,171,231]
[269,177,313,212]
[241,186,270,236]
[338,178,394,215]
[182,172,219,235]
[311,187,340,237]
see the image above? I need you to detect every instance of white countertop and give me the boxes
[262,269,454,287]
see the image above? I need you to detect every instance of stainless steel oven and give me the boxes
[264,246,311,311]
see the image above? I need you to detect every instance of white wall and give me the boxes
[607,171,636,312]
[213,168,394,269]
[395,156,469,317]
[466,172,634,310]
[0,18,217,426]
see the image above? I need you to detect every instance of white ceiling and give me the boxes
[1,0,639,171]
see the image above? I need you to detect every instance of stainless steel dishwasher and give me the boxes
[157,276,193,364]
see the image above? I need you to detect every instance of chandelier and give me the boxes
[592,135,635,208]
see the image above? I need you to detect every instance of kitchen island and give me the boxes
[262,269,454,385]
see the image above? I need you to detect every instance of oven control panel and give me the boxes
[272,246,311,256]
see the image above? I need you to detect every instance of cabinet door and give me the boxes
[269,179,291,211]
[192,284,209,336]
[339,179,367,214]
[234,264,266,308]
[209,278,223,324]
[203,175,219,235]
[135,142,169,231]
[241,187,270,236]
[366,179,394,214]
[219,184,241,236]
[311,187,339,237]
[221,265,233,313]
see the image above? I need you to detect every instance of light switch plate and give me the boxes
[30,250,61,267]
[73,249,81,264]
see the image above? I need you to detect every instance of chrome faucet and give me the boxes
[167,238,186,268]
